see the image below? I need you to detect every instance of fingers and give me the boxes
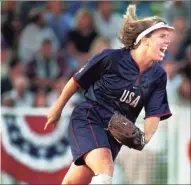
[44,118,58,130]
[44,121,49,130]
[44,119,53,130]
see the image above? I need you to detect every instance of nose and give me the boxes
[165,37,170,45]
[166,34,173,44]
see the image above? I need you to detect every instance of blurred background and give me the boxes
[1,1,190,184]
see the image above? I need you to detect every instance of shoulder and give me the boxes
[21,24,39,36]
[99,48,124,59]
[94,49,122,61]
[88,49,122,66]
[152,62,166,75]
[152,62,167,82]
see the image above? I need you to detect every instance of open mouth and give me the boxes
[160,48,165,53]
[159,47,167,58]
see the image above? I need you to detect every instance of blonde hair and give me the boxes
[75,8,94,28]
[119,5,166,49]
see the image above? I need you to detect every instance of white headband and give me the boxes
[134,22,175,45]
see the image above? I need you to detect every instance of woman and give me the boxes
[66,8,98,67]
[44,5,174,184]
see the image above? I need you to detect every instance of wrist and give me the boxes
[54,104,63,113]
[56,99,66,111]
[144,133,151,144]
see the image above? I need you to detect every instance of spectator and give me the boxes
[47,77,82,109]
[44,1,74,48]
[1,96,15,107]
[2,75,34,107]
[1,56,26,95]
[66,8,98,66]
[178,45,191,101]
[1,1,21,49]
[89,37,111,56]
[26,39,63,92]
[163,29,180,62]
[162,26,190,105]
[33,89,48,107]
[67,8,97,54]
[93,1,123,43]
[1,1,17,22]
[66,1,97,15]
[162,2,190,51]
[161,20,188,79]
[1,36,12,79]
[163,45,190,105]
[18,1,46,26]
[18,8,60,63]
[175,27,191,61]
[162,1,191,25]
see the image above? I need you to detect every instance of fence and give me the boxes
[1,105,190,184]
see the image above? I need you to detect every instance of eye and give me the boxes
[160,34,166,38]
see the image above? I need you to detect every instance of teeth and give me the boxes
[160,47,168,53]
[160,52,165,58]
[161,47,167,51]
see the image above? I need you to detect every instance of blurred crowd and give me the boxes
[1,1,191,109]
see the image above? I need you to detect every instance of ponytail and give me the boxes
[119,4,166,49]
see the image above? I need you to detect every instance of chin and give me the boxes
[155,56,164,61]
[153,58,161,62]
[158,58,163,61]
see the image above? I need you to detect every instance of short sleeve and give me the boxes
[144,72,172,121]
[73,50,111,90]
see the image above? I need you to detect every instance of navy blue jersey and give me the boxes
[73,48,172,123]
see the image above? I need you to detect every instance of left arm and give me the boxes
[123,72,171,150]
[143,72,172,144]
[144,116,160,144]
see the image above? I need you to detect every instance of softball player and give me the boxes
[45,5,174,184]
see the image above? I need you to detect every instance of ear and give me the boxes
[142,37,149,46]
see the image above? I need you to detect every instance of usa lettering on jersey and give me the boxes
[120,90,140,108]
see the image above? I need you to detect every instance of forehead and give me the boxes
[151,28,172,36]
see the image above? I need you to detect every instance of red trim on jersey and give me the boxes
[72,76,80,87]
[71,119,82,155]
[145,112,172,119]
[86,105,99,147]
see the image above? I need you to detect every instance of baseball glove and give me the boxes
[107,112,145,151]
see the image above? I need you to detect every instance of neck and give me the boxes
[79,28,91,35]
[130,48,154,73]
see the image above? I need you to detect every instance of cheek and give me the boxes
[149,43,158,52]
[150,37,163,48]
[154,41,161,48]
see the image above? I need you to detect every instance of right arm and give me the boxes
[53,77,79,112]
[44,49,111,130]
[44,77,79,130]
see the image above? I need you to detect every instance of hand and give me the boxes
[44,107,62,130]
